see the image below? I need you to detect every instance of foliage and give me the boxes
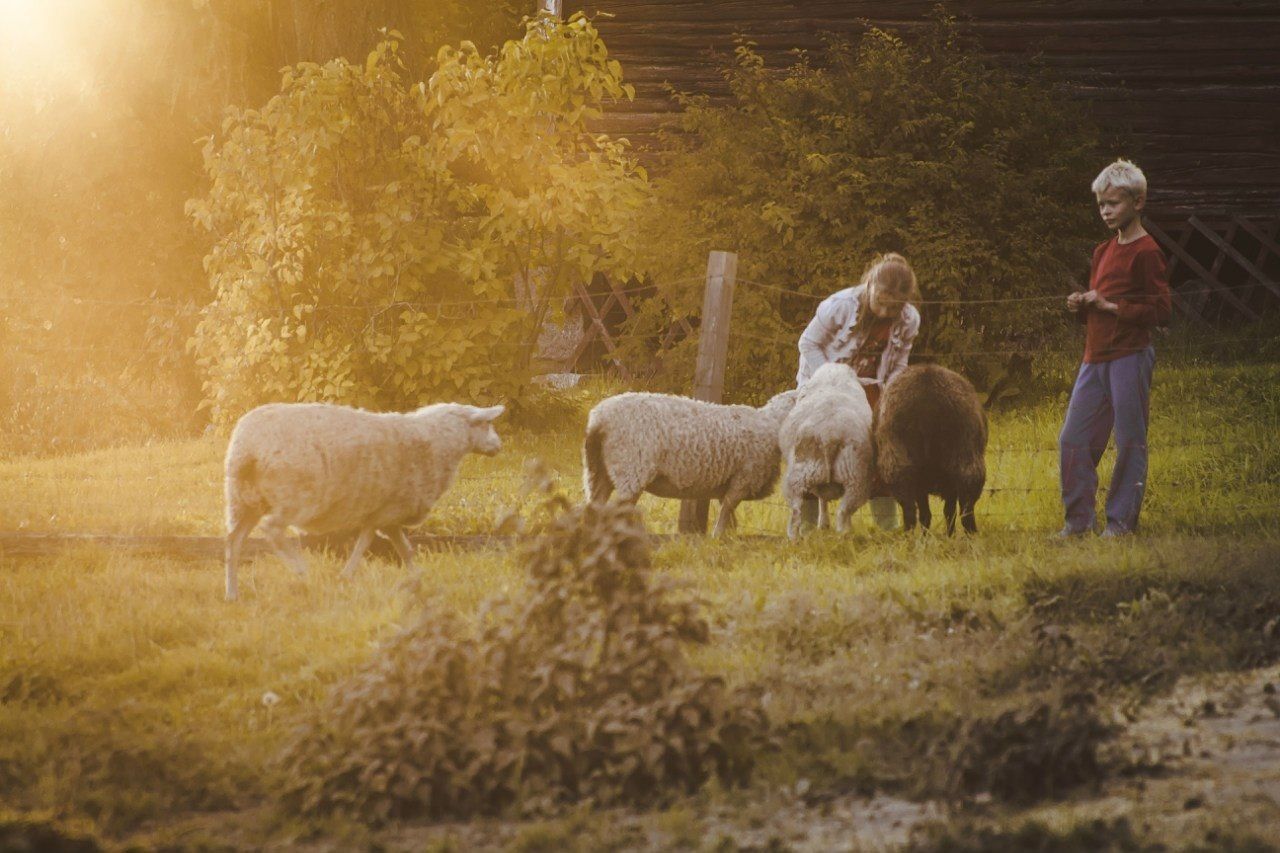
[0,0,527,453]
[626,10,1105,400]
[189,14,647,426]
[279,497,766,823]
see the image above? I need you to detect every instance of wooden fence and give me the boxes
[1147,214,1280,327]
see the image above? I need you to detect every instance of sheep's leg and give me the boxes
[261,515,310,578]
[712,498,739,538]
[899,497,918,532]
[385,527,419,573]
[835,493,859,533]
[338,527,376,579]
[787,503,804,540]
[224,511,260,602]
[959,486,980,534]
[943,494,958,536]
[916,491,932,532]
[816,498,830,530]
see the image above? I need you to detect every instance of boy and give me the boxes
[1058,159,1172,537]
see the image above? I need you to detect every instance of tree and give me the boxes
[188,13,648,425]
[627,12,1105,400]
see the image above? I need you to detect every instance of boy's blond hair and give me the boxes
[1091,159,1147,199]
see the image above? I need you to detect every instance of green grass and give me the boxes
[3,362,1276,537]
[0,360,1278,848]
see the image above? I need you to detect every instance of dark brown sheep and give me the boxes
[875,365,988,533]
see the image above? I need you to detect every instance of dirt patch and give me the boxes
[1103,663,1280,840]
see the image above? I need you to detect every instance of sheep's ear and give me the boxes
[468,404,505,424]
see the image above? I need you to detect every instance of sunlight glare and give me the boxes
[0,0,94,98]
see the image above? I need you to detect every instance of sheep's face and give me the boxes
[466,405,505,456]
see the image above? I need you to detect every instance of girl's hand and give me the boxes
[1066,292,1085,310]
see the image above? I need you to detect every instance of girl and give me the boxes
[796,252,922,529]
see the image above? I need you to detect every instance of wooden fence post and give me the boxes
[678,250,738,534]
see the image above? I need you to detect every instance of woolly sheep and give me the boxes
[779,362,875,539]
[875,365,987,533]
[223,401,504,600]
[582,390,798,536]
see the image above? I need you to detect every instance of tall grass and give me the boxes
[0,359,1277,845]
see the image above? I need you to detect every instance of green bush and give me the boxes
[627,11,1106,400]
[189,13,648,426]
[279,499,766,823]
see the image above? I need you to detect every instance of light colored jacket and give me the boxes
[796,284,921,387]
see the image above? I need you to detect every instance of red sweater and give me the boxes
[1080,234,1172,363]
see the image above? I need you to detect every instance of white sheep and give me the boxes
[582,390,798,536]
[779,362,874,539]
[222,401,504,601]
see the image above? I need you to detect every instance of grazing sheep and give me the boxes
[583,390,798,536]
[223,401,504,600]
[875,365,987,533]
[779,362,875,539]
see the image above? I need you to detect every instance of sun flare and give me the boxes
[0,0,94,97]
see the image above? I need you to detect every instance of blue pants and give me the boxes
[1058,347,1155,534]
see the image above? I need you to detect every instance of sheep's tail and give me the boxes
[583,420,612,503]
[794,434,839,483]
[224,451,261,529]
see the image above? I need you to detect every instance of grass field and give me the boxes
[1,360,1279,850]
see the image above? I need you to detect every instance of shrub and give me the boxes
[189,13,648,427]
[627,10,1106,400]
[279,498,766,823]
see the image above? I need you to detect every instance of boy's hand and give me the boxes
[1081,290,1119,314]
[1066,291,1085,310]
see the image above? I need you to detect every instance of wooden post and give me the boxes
[678,250,738,534]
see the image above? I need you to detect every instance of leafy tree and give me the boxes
[0,0,527,451]
[627,12,1105,400]
[188,13,647,425]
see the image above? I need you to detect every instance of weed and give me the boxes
[279,498,766,823]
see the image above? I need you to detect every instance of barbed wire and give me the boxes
[3,274,1270,318]
[722,326,1280,357]
[733,276,1273,307]
[3,434,1274,487]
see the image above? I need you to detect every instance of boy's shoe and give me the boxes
[1052,525,1092,540]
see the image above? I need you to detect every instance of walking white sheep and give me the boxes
[779,362,874,539]
[222,401,504,601]
[582,390,798,536]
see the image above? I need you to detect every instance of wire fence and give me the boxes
[2,269,1277,546]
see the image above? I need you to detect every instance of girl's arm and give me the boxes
[798,294,851,378]
[881,310,921,385]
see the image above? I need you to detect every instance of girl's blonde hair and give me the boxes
[1091,158,1147,199]
[860,252,920,305]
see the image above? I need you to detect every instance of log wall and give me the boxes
[572,0,1280,218]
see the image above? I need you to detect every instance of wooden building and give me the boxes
[566,1,1280,323]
